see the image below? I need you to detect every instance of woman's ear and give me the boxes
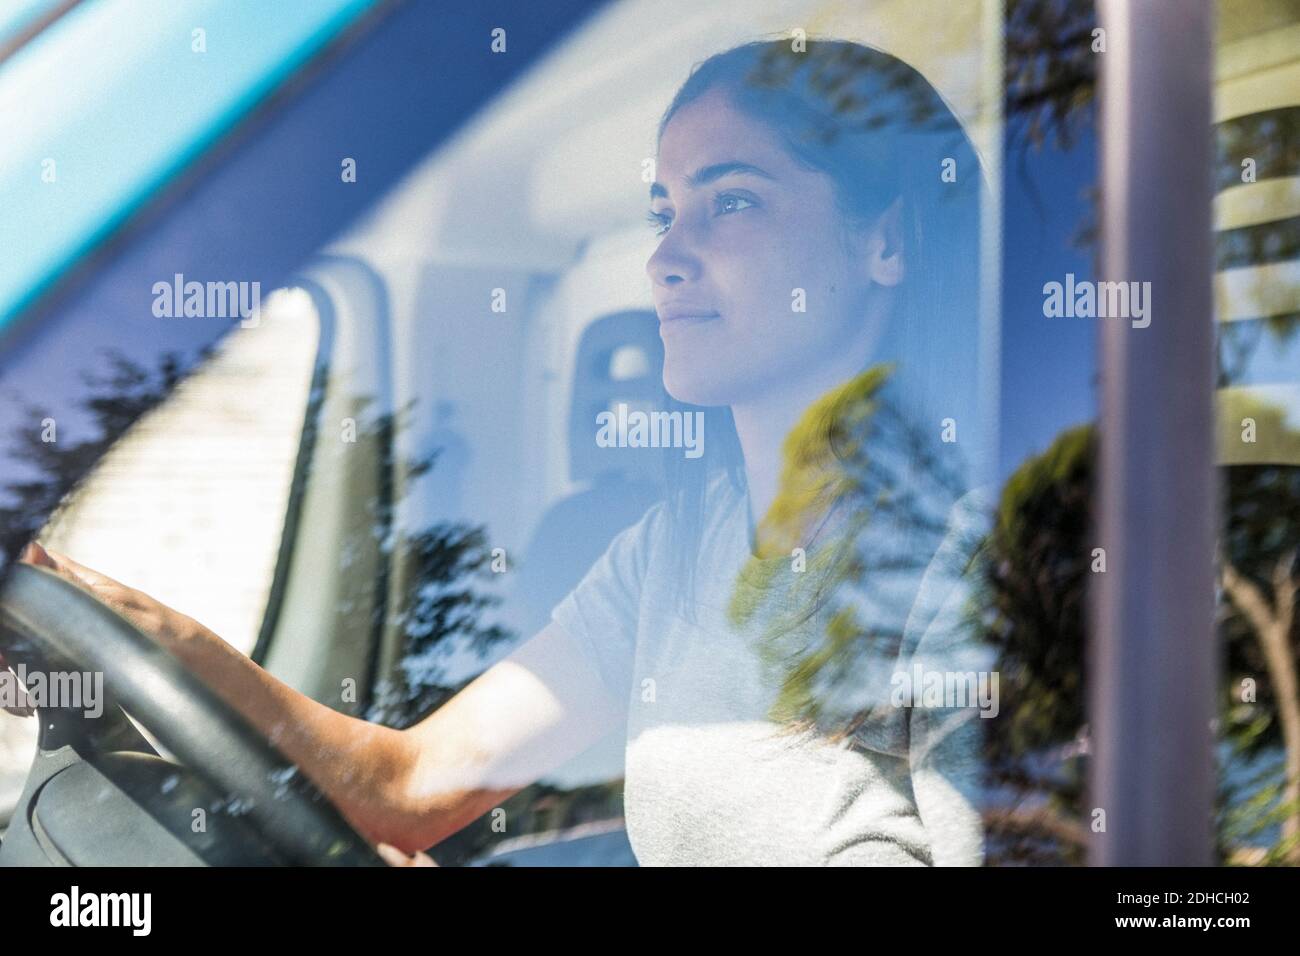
[861,196,905,288]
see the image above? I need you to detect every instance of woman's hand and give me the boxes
[376,843,438,867]
[14,541,207,651]
[2,541,210,717]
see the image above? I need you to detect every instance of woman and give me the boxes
[5,37,991,865]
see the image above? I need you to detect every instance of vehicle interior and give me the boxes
[1,0,1297,866]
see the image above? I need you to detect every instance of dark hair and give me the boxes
[657,37,986,621]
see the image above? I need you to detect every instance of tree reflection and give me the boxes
[0,350,190,568]
[979,425,1092,864]
[726,364,973,741]
[0,347,516,758]
[980,417,1300,865]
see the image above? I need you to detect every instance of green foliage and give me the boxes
[726,364,963,738]
[980,416,1300,864]
[985,423,1094,756]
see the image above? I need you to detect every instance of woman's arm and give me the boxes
[17,543,622,856]
[397,620,625,850]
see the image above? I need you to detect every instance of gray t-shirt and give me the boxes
[551,472,992,866]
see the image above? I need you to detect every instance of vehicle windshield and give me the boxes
[1,0,1297,868]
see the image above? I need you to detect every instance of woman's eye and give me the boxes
[716,194,755,215]
[645,196,751,235]
[645,210,672,236]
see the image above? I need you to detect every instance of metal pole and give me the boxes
[1091,0,1218,865]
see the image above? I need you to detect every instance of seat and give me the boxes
[512,310,668,635]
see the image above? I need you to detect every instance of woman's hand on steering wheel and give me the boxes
[17,541,207,650]
[3,541,206,717]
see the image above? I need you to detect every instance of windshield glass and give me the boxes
[1,0,1297,870]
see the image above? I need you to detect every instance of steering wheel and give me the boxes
[0,563,386,866]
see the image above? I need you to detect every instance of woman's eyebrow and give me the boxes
[649,161,775,200]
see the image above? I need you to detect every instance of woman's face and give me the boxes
[646,88,896,408]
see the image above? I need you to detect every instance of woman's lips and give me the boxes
[657,305,721,330]
[658,313,720,335]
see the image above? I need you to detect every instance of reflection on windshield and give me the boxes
[4,0,1298,870]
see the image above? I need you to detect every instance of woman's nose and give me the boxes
[645,222,702,287]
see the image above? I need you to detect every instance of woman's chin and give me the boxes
[662,362,727,407]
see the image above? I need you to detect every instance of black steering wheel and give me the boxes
[0,563,385,866]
